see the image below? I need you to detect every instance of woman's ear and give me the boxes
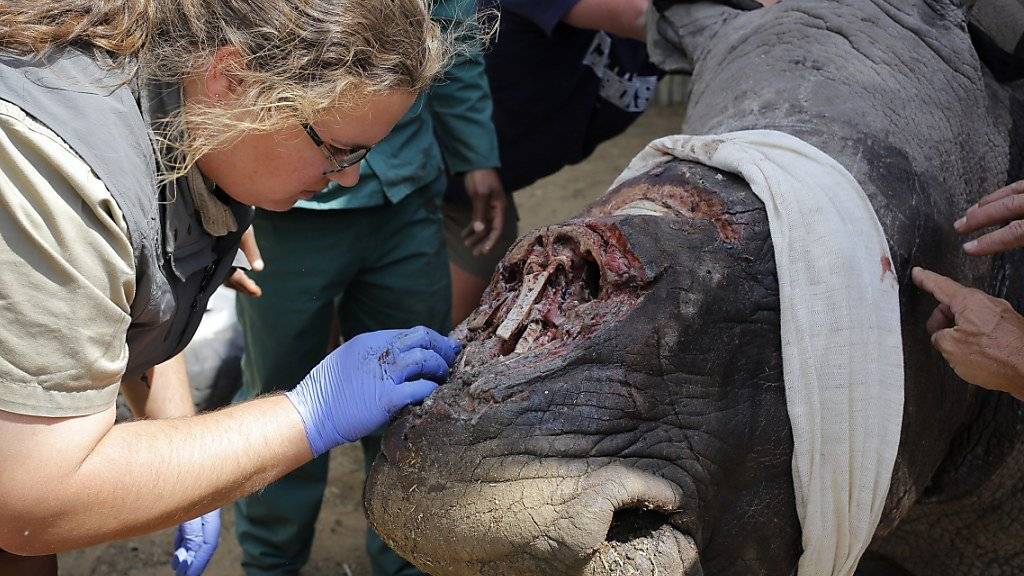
[203,46,244,103]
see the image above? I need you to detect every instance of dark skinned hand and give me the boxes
[462,168,506,256]
[224,227,263,297]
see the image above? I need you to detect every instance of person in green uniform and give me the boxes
[0,1,464,576]
[229,1,501,574]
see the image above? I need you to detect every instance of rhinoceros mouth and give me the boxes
[453,219,650,371]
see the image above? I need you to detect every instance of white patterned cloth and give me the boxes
[612,130,904,576]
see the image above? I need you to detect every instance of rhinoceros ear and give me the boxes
[647,1,754,74]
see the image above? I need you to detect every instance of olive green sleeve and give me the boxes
[0,100,136,417]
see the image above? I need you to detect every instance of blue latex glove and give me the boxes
[170,509,220,576]
[286,326,461,457]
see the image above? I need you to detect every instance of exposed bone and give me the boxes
[496,268,550,340]
[514,320,544,354]
[466,293,507,331]
[612,199,671,217]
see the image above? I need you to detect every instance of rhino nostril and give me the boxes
[606,507,674,544]
[580,254,601,301]
[456,223,650,367]
[595,510,704,576]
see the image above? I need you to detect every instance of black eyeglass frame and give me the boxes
[302,122,371,176]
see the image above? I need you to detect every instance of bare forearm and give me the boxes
[121,353,194,419]
[1,326,461,556]
[1,396,309,555]
[562,0,779,41]
[563,0,649,41]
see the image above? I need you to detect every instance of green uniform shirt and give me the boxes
[296,0,500,210]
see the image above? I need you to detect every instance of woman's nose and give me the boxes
[327,164,360,188]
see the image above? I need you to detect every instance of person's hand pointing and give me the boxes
[912,267,1024,399]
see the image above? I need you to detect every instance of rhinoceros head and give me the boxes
[366,160,800,576]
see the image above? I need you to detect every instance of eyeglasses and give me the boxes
[302,122,372,176]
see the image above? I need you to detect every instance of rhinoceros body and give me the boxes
[365,2,1024,574]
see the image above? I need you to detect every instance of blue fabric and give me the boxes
[447,1,663,200]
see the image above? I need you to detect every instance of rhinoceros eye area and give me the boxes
[454,220,649,367]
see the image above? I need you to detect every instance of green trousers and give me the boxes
[233,186,450,576]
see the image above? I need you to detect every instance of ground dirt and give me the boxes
[57,104,685,576]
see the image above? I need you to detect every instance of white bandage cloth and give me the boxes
[612,130,904,576]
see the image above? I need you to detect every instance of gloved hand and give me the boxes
[286,326,461,457]
[170,509,220,576]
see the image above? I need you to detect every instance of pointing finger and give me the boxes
[912,267,971,307]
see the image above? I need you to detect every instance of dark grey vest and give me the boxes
[0,47,254,382]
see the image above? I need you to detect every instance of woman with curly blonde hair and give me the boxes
[0,1,461,574]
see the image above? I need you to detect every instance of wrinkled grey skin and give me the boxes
[365,2,1024,575]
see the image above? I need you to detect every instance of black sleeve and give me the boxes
[499,0,582,35]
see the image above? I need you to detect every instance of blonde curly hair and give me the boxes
[0,0,454,177]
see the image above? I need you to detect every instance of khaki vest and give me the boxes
[0,47,253,382]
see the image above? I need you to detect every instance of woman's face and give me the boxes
[194,91,416,211]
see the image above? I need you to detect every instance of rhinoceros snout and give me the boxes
[366,456,703,576]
